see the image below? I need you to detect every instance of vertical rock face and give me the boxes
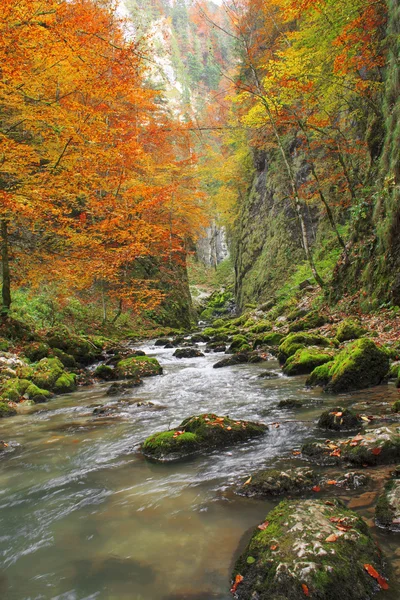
[232,149,319,310]
[196,223,229,267]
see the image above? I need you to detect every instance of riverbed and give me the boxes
[0,342,399,599]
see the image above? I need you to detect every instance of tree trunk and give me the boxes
[1,219,11,313]
[112,298,123,324]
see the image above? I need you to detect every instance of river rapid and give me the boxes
[0,342,399,600]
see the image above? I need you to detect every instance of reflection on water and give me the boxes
[0,343,399,599]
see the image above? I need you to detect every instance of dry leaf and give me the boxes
[270,544,278,551]
[372,447,382,455]
[302,583,310,596]
[258,521,269,531]
[230,574,244,594]
[325,534,338,542]
[244,477,252,486]
[327,480,337,485]
[312,485,321,492]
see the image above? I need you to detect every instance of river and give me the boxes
[0,342,399,599]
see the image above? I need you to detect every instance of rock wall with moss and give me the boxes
[232,147,321,310]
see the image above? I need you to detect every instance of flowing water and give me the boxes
[0,342,399,600]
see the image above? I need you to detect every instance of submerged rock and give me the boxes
[317,407,362,431]
[232,498,386,600]
[141,413,267,462]
[258,370,279,379]
[277,398,303,409]
[93,364,115,381]
[236,467,318,497]
[213,352,264,368]
[106,380,142,395]
[173,348,204,359]
[375,469,400,531]
[307,339,389,394]
[302,425,400,466]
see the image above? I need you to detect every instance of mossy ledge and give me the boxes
[232,498,386,600]
[141,414,267,462]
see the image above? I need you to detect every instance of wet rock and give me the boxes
[164,343,174,349]
[236,467,318,497]
[190,333,210,343]
[106,380,142,395]
[173,348,205,359]
[307,339,389,394]
[0,401,17,418]
[317,407,362,431]
[228,335,251,353]
[333,471,370,489]
[92,405,119,416]
[258,371,279,379]
[375,469,400,531]
[93,364,115,381]
[142,413,267,462]
[278,399,303,409]
[154,338,171,346]
[283,348,335,376]
[115,356,162,379]
[213,352,264,368]
[232,498,386,600]
[302,425,400,466]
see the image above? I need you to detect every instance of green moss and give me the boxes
[0,378,52,403]
[317,407,362,431]
[288,311,327,332]
[392,400,400,412]
[142,413,267,462]
[306,361,334,387]
[254,332,284,348]
[53,373,77,394]
[232,499,382,600]
[0,337,10,352]
[229,335,251,353]
[327,338,389,393]
[94,364,115,381]
[283,348,334,376]
[22,342,50,363]
[249,321,273,334]
[375,480,397,528]
[30,358,65,390]
[336,319,367,342]
[278,333,333,363]
[0,401,17,417]
[115,356,162,379]
[50,348,76,368]
[45,327,101,365]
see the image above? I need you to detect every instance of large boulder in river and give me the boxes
[115,356,162,379]
[231,498,387,600]
[213,352,263,368]
[173,348,204,359]
[306,338,389,393]
[236,467,318,498]
[278,333,333,364]
[142,414,267,462]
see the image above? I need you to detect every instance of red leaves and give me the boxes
[230,574,244,594]
[302,583,310,596]
[173,430,185,438]
[327,480,337,485]
[364,564,389,590]
[312,485,321,493]
[371,447,382,456]
[257,521,269,531]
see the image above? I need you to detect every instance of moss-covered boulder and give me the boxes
[93,364,115,381]
[253,332,284,349]
[154,338,171,346]
[30,357,77,393]
[336,319,367,342]
[142,414,267,462]
[0,400,17,418]
[22,342,51,362]
[115,356,162,379]
[213,352,263,368]
[50,348,76,368]
[307,339,389,394]
[392,400,400,413]
[173,348,204,359]
[232,499,386,600]
[249,321,272,334]
[375,476,400,532]
[283,348,334,376]
[303,426,400,467]
[236,467,317,498]
[45,327,101,365]
[228,335,251,353]
[0,378,52,403]
[288,311,327,333]
[317,407,362,431]
[278,333,333,364]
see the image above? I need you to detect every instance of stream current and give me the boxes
[0,342,400,600]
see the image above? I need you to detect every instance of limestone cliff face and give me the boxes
[232,149,319,310]
[196,224,229,268]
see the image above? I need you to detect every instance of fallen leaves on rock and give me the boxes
[257,521,269,531]
[302,583,310,596]
[230,574,244,594]
[364,564,389,590]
